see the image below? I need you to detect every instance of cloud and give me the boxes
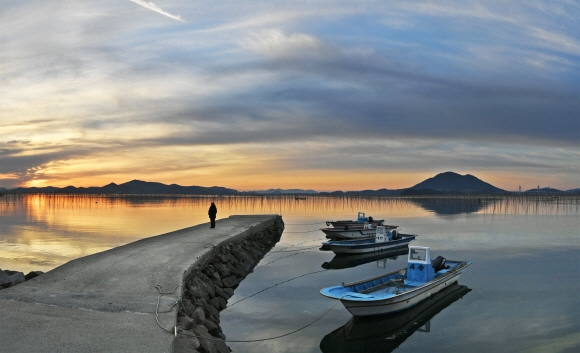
[0,1,578,189]
[128,0,186,23]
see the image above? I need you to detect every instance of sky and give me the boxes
[1,0,579,192]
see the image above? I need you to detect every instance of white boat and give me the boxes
[320,284,472,353]
[326,212,386,228]
[320,246,471,317]
[320,223,398,240]
[320,227,416,254]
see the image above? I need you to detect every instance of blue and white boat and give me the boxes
[320,227,416,254]
[320,246,471,317]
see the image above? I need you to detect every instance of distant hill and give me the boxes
[524,187,566,194]
[7,180,240,195]
[318,189,403,196]
[4,172,574,195]
[409,172,505,194]
[251,188,318,194]
[323,172,506,195]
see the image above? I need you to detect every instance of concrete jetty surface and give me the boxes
[0,215,280,353]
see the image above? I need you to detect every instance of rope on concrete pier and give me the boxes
[154,284,179,335]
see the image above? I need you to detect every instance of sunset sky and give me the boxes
[1,1,578,191]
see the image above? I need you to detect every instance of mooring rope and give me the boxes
[253,249,319,269]
[283,222,322,225]
[226,269,329,308]
[175,297,344,343]
[273,238,326,252]
[153,284,179,334]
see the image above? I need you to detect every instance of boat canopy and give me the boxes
[407,246,436,283]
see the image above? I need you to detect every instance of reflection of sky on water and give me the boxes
[1,195,579,352]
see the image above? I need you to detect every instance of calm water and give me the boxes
[1,194,579,352]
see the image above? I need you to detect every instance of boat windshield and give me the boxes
[410,248,427,261]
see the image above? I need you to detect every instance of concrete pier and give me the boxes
[0,215,283,353]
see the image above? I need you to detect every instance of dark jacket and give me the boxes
[208,204,217,218]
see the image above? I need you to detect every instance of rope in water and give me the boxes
[175,297,344,343]
[226,269,328,308]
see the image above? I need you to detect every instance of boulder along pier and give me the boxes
[0,215,284,353]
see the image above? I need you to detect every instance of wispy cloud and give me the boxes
[128,0,186,23]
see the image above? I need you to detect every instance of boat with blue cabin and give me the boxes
[320,246,471,317]
[320,226,416,254]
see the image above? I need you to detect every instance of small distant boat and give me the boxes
[320,246,471,317]
[295,197,307,200]
[326,212,385,227]
[320,227,416,255]
[320,223,398,240]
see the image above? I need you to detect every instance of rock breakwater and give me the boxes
[174,216,284,353]
[0,269,43,289]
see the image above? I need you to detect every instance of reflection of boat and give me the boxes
[322,248,409,270]
[320,227,416,254]
[320,223,398,240]
[320,246,471,316]
[320,284,471,353]
[326,212,385,227]
[295,197,307,200]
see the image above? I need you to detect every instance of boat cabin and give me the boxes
[375,226,399,242]
[357,212,367,223]
[407,246,436,283]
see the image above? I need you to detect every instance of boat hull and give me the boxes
[320,228,378,240]
[340,266,468,317]
[323,235,416,254]
[327,220,385,227]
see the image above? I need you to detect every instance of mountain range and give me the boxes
[2,172,578,195]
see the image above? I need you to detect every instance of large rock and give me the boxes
[192,325,230,353]
[214,286,231,301]
[191,307,205,325]
[24,271,41,281]
[177,316,195,331]
[211,272,223,288]
[203,318,220,337]
[221,276,239,288]
[9,272,25,285]
[214,262,230,278]
[0,270,11,285]
[173,333,201,353]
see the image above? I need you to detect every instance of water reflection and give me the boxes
[320,284,471,353]
[1,194,578,273]
[322,248,409,270]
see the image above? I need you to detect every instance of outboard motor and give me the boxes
[432,255,447,271]
[390,230,400,240]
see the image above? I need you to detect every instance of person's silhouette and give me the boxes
[208,202,217,228]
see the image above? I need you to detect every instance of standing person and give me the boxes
[208,202,217,228]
